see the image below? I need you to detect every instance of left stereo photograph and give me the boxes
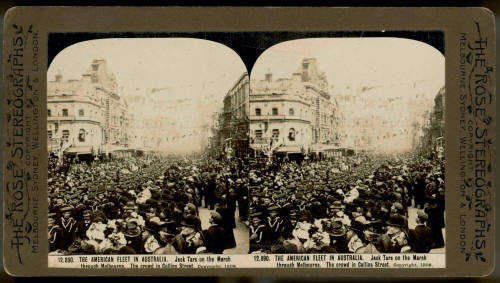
[47,38,251,258]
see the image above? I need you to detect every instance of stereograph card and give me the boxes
[2,6,496,276]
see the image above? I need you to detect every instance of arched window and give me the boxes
[47,109,51,117]
[289,108,294,116]
[255,108,261,116]
[79,129,86,142]
[79,109,84,116]
[255,130,263,138]
[62,130,70,143]
[272,129,280,138]
[288,128,296,141]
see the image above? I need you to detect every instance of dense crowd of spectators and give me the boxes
[48,151,444,255]
[48,154,249,255]
[247,154,445,254]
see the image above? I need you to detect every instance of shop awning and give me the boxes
[276,146,302,153]
[250,144,270,150]
[108,145,131,152]
[64,146,93,154]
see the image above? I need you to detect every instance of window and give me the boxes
[48,131,52,140]
[79,129,86,142]
[288,128,296,141]
[79,109,84,116]
[47,109,51,117]
[255,130,262,138]
[92,64,98,71]
[255,108,261,116]
[62,130,70,143]
[289,108,294,116]
[272,108,278,116]
[272,129,280,138]
[62,109,68,117]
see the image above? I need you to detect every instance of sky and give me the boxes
[48,38,246,105]
[251,37,445,97]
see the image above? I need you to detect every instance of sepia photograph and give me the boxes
[47,38,250,256]
[3,5,496,276]
[246,38,446,255]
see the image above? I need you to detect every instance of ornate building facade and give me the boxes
[47,59,130,156]
[249,58,337,155]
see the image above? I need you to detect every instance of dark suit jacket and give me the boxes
[202,225,227,254]
[409,224,433,253]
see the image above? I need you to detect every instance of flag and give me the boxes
[264,114,269,133]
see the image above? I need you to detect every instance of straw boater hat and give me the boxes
[123,202,137,210]
[249,212,263,220]
[60,206,72,213]
[124,221,141,238]
[267,205,280,212]
[327,221,346,237]
[331,200,345,210]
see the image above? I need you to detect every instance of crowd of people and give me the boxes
[48,151,445,256]
[48,153,249,255]
[247,154,445,254]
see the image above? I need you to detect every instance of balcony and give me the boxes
[48,116,101,123]
[249,115,286,120]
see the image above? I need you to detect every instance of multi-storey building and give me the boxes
[47,59,130,156]
[249,58,337,155]
[216,72,250,157]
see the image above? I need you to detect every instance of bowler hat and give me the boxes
[180,215,200,228]
[387,214,406,228]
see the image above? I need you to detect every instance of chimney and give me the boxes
[82,74,92,84]
[265,68,273,82]
[292,72,302,82]
[55,70,62,82]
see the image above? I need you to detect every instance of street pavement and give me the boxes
[198,205,249,254]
